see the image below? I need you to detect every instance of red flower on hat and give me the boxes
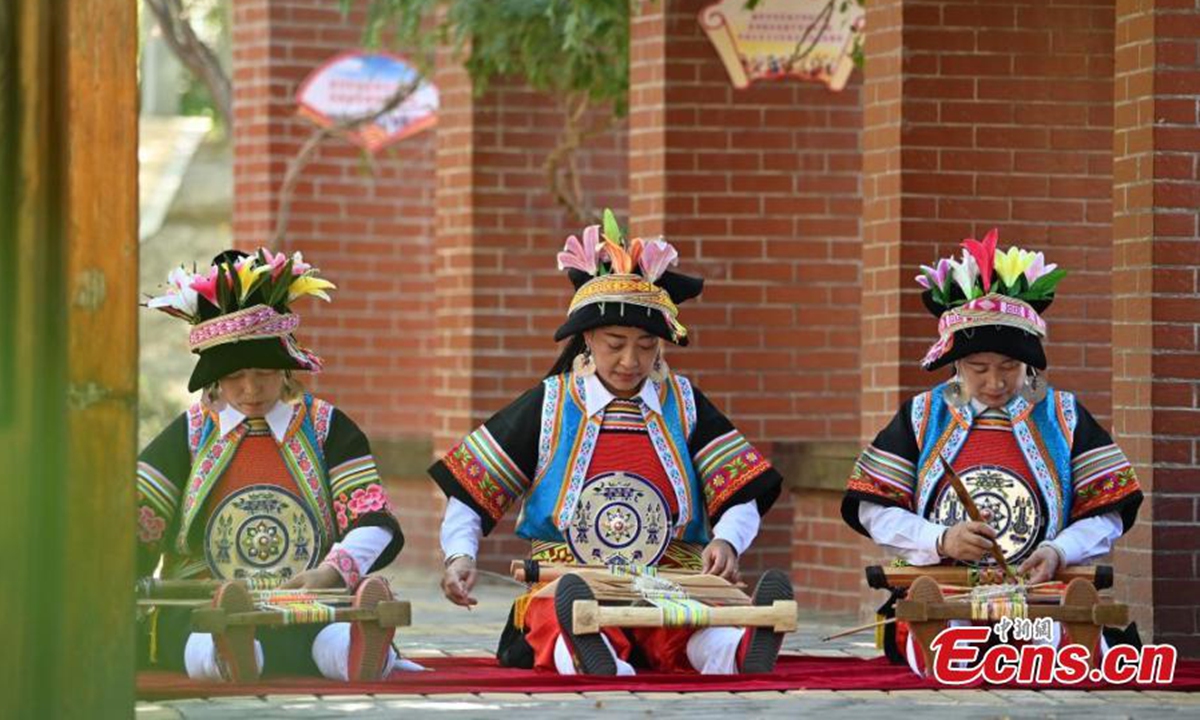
[961,228,999,293]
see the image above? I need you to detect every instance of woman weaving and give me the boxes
[431,211,793,676]
[137,250,404,682]
[841,230,1143,675]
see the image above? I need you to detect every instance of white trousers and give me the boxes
[183,622,399,681]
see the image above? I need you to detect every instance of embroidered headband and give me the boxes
[567,274,688,343]
[188,304,323,371]
[921,294,1046,370]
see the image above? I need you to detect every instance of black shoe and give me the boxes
[741,569,793,673]
[554,573,617,675]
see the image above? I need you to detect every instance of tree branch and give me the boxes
[544,93,616,225]
[272,78,420,246]
[145,0,232,128]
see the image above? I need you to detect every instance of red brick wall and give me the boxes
[1113,0,1200,655]
[232,0,437,441]
[232,0,442,564]
[895,0,1117,420]
[1111,0,1157,643]
[430,56,629,572]
[630,0,864,601]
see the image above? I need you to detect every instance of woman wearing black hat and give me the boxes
[840,231,1143,675]
[137,249,405,682]
[429,212,791,676]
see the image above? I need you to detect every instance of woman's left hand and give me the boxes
[279,564,345,590]
[701,539,739,582]
[1017,545,1062,584]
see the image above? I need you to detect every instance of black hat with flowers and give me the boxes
[553,209,703,346]
[144,248,336,391]
[916,229,1065,372]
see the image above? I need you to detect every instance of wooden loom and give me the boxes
[866,563,1127,672]
[138,577,412,680]
[512,560,798,636]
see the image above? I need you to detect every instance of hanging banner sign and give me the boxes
[700,0,864,92]
[296,51,438,153]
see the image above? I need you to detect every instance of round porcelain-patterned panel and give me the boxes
[204,484,321,582]
[566,471,672,567]
[930,465,1044,563]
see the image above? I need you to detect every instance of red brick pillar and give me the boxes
[232,0,441,563]
[1113,0,1200,656]
[431,56,629,572]
[630,0,865,610]
[862,0,1117,422]
[860,0,1119,618]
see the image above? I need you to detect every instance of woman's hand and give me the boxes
[441,555,478,608]
[701,539,739,582]
[279,564,344,590]
[940,521,998,563]
[1018,545,1062,584]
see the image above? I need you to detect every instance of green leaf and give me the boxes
[1026,268,1067,298]
[602,207,623,247]
[268,260,294,307]
[215,265,232,312]
[349,0,630,115]
[229,265,244,307]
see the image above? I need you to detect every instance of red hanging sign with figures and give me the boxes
[700,0,864,92]
[296,51,438,153]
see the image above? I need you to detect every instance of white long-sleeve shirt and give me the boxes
[859,396,1126,566]
[857,501,1124,566]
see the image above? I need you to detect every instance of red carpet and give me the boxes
[137,655,1200,699]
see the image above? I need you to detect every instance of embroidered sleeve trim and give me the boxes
[695,429,773,515]
[137,461,181,520]
[1071,466,1140,521]
[321,547,362,591]
[441,425,530,523]
[1070,443,1140,520]
[330,455,383,498]
[845,444,917,508]
[137,505,168,545]
[329,454,390,534]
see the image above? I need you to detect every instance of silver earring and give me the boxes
[573,348,596,377]
[649,353,669,382]
[943,374,968,409]
[1020,368,1047,404]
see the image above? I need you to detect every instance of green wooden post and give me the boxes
[0,0,138,717]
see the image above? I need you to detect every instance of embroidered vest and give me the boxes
[515,372,709,545]
[911,383,1077,540]
[168,394,335,578]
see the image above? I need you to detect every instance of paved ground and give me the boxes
[136,568,1198,719]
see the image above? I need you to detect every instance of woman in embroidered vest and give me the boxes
[840,230,1143,675]
[137,249,404,681]
[430,211,791,676]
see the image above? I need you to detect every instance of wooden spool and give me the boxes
[571,599,798,635]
